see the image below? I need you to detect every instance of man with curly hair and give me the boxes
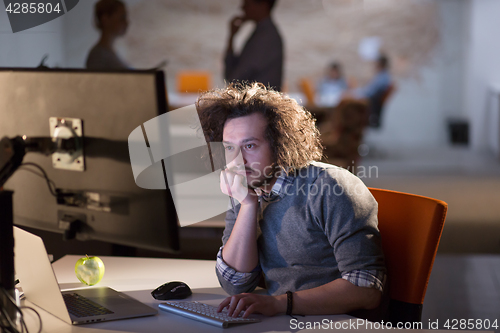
[197,83,386,319]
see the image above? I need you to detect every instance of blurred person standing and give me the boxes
[86,0,130,70]
[224,0,283,91]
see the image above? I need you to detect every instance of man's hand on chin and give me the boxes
[229,16,247,37]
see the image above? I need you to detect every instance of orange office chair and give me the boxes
[368,188,447,324]
[176,71,211,93]
[299,78,315,106]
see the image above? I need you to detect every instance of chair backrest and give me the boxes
[368,188,447,322]
[299,78,315,105]
[323,99,368,168]
[368,83,396,128]
[177,71,211,93]
[381,83,396,105]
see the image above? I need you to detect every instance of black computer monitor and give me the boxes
[0,68,179,254]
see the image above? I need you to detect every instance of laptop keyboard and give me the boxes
[158,301,260,328]
[63,293,114,318]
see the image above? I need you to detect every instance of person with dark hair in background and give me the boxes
[86,0,129,70]
[316,62,348,107]
[224,0,283,91]
[197,83,386,318]
[352,54,392,127]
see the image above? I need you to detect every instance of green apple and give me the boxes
[75,255,105,286]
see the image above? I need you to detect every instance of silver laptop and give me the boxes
[13,227,157,325]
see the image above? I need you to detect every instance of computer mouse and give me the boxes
[151,281,192,300]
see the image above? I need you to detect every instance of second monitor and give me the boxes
[0,68,179,254]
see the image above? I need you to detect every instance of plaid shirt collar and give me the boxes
[253,168,295,202]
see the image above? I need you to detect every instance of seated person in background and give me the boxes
[315,62,348,107]
[86,0,129,70]
[351,54,392,127]
[196,82,386,319]
[353,54,391,101]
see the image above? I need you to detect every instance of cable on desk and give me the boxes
[19,306,42,333]
[0,287,42,333]
[0,306,19,332]
[0,287,24,333]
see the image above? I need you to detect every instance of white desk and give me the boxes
[20,255,355,333]
[20,255,485,333]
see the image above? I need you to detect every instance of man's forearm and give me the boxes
[275,279,382,315]
[219,278,383,318]
[222,203,259,272]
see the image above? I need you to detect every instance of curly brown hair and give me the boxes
[196,82,323,173]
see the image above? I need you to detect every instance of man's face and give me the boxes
[223,112,275,189]
[102,5,128,37]
[328,67,340,80]
[241,0,266,21]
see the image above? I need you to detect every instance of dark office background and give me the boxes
[1,0,500,330]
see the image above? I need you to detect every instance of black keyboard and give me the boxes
[62,293,114,318]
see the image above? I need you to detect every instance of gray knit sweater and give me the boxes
[216,162,386,296]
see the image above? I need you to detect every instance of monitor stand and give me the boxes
[0,190,16,324]
[111,244,137,257]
